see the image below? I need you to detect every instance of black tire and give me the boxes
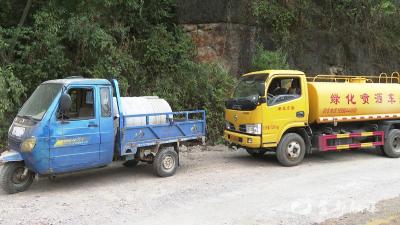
[383,129,400,158]
[276,133,306,167]
[123,160,139,168]
[0,162,34,194]
[246,149,267,157]
[153,147,178,177]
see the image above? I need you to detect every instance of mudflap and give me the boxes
[174,142,180,166]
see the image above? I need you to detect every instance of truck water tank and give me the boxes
[113,96,172,126]
[307,82,400,123]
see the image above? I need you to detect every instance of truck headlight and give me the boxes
[245,124,262,135]
[225,121,234,130]
[21,137,36,152]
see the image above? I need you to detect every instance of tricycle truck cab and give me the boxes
[0,77,206,194]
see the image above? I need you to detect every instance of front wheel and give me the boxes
[0,162,34,194]
[153,147,178,177]
[276,133,306,167]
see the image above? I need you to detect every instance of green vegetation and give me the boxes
[251,45,289,71]
[0,0,234,146]
[251,0,400,67]
[2,0,400,147]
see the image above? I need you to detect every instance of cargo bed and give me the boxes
[118,110,206,156]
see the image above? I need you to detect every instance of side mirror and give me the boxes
[257,83,265,96]
[60,93,72,112]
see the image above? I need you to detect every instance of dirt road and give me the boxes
[0,146,400,225]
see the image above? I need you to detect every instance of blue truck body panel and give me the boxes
[1,79,206,175]
[120,111,206,155]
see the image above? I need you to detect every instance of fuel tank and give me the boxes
[308,82,400,123]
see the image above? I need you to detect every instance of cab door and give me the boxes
[263,75,308,146]
[98,86,114,164]
[49,85,101,173]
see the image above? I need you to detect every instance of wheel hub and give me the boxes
[162,155,175,170]
[287,141,301,158]
[11,168,28,184]
[393,137,400,153]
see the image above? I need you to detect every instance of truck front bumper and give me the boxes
[224,130,261,149]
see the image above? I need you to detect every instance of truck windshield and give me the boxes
[226,74,268,110]
[18,83,63,121]
[233,75,267,100]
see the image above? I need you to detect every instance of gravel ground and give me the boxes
[1,146,400,225]
[320,196,400,225]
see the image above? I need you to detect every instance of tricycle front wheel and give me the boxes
[0,162,34,194]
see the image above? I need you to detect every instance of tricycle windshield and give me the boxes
[18,83,63,121]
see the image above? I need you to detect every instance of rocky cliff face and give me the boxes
[177,0,400,76]
[177,0,259,76]
[182,23,257,76]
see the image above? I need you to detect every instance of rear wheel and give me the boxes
[245,149,266,157]
[153,147,178,177]
[276,133,306,167]
[0,162,34,194]
[383,129,400,158]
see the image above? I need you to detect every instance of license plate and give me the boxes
[12,126,25,137]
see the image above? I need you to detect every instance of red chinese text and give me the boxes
[360,93,369,104]
[388,93,396,104]
[375,93,383,104]
[330,93,340,105]
[346,94,356,105]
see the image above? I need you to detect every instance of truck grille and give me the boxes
[239,125,246,133]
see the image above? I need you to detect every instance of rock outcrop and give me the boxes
[182,23,257,76]
[177,0,400,76]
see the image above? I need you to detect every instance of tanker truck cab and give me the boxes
[225,70,400,166]
[0,77,206,194]
[225,70,310,165]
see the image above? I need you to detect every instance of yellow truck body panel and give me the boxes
[308,82,400,123]
[225,70,400,150]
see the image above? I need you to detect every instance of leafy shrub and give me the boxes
[0,0,234,146]
[154,62,235,144]
[252,0,296,47]
[0,66,25,148]
[251,44,289,71]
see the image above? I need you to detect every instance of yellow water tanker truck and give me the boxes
[224,70,400,166]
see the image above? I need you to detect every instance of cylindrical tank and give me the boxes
[308,82,400,123]
[113,96,172,126]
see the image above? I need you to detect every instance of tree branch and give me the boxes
[18,0,33,27]
[7,0,33,61]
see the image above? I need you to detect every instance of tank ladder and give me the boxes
[308,72,400,84]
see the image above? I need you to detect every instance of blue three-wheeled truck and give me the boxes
[0,78,206,194]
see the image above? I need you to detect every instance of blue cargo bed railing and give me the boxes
[119,110,206,156]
